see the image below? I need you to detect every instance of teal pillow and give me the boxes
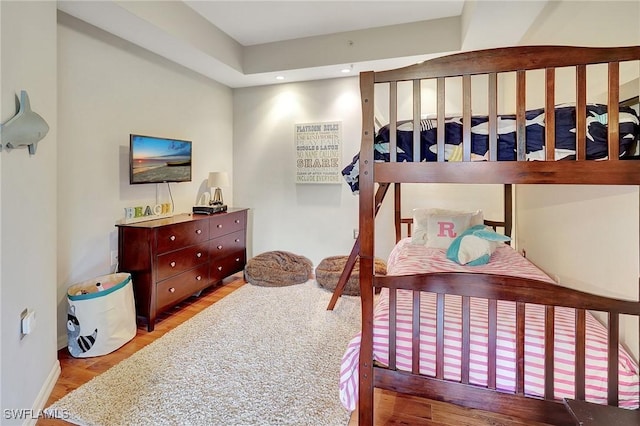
[446,225,511,266]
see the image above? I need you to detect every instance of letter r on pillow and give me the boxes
[437,221,457,238]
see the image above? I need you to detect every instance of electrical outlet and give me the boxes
[22,310,36,335]
[110,250,119,266]
[353,228,359,239]
[20,308,36,338]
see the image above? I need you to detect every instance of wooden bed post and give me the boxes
[358,70,376,426]
[504,184,512,238]
[395,183,402,242]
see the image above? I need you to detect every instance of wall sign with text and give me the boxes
[295,121,342,184]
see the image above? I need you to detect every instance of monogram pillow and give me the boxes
[425,212,475,249]
[412,208,483,248]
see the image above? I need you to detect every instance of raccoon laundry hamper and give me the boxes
[66,272,137,358]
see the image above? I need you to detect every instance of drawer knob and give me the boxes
[236,257,240,262]
[235,238,240,243]
[170,235,176,241]
[217,245,223,250]
[235,219,240,224]
[217,224,223,228]
[169,287,176,293]
[196,252,202,258]
[196,275,202,281]
[217,266,223,271]
[170,261,176,268]
[196,229,202,235]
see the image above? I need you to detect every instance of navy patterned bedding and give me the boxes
[342,103,640,193]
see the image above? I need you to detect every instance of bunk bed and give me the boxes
[338,46,640,425]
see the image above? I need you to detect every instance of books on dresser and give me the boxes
[192,204,227,215]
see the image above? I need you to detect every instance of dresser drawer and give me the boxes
[156,242,209,281]
[210,251,246,281]
[209,230,245,260]
[117,209,248,331]
[156,220,209,254]
[209,211,246,239]
[157,263,209,311]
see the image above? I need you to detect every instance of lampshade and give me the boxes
[207,172,229,206]
[207,172,229,188]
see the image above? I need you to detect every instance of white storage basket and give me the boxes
[66,272,136,358]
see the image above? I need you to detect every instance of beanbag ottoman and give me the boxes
[315,255,387,296]
[244,251,313,287]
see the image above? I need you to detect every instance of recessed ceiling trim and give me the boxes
[56,0,549,88]
[243,16,461,75]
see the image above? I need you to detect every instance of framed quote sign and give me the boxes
[295,121,342,184]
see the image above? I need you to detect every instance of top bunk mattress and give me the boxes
[342,103,640,193]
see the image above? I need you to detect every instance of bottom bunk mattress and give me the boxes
[339,239,640,411]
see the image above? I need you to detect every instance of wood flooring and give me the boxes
[39,275,244,426]
[347,389,551,425]
[40,274,547,426]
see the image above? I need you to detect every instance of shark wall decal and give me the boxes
[0,90,49,155]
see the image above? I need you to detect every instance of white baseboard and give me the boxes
[22,360,61,426]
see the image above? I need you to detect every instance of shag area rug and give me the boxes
[45,280,361,426]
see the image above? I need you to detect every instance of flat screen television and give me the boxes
[129,134,192,184]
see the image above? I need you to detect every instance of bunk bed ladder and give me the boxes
[327,182,391,310]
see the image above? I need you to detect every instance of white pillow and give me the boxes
[446,225,511,265]
[411,208,432,245]
[456,235,495,264]
[411,208,483,247]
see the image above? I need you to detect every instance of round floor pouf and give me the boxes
[315,256,387,296]
[244,251,313,287]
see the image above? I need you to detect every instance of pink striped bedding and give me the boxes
[339,238,640,411]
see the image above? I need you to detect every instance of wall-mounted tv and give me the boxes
[129,134,192,184]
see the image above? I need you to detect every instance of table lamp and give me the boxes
[207,172,229,206]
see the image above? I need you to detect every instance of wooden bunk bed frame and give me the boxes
[343,46,640,425]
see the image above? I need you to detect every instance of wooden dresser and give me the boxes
[117,208,248,331]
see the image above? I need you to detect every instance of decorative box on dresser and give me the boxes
[116,208,248,331]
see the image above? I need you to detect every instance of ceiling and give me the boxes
[57,1,551,88]
[184,1,465,46]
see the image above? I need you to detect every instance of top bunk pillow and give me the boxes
[412,208,483,248]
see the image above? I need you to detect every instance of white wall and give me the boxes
[1,1,58,423]
[516,0,640,358]
[233,78,505,268]
[56,13,233,347]
[233,78,364,266]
